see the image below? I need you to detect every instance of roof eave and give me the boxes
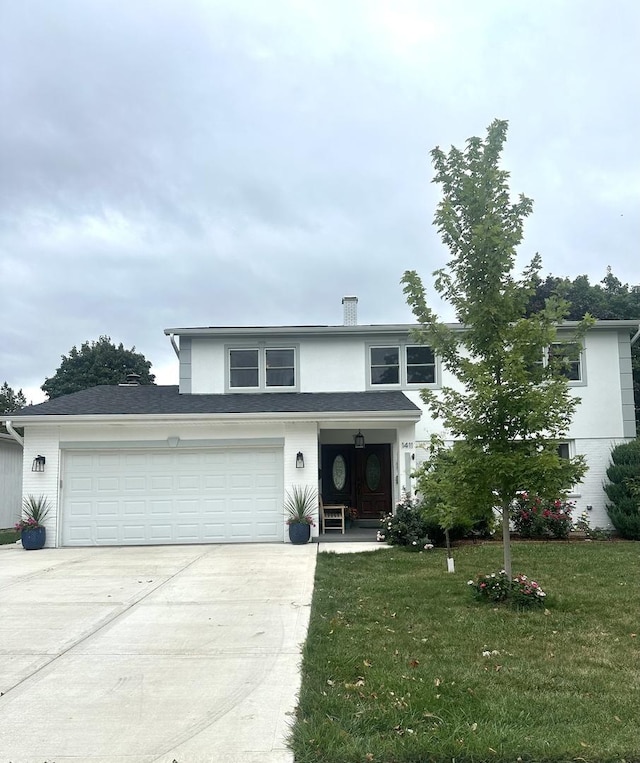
[2,409,422,425]
[164,319,640,338]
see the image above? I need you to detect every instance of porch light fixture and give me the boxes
[354,431,365,449]
[32,455,46,472]
[296,451,305,468]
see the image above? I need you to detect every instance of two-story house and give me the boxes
[3,297,638,547]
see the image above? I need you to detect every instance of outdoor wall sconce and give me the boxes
[586,504,593,511]
[32,455,46,472]
[354,431,365,449]
[296,451,304,468]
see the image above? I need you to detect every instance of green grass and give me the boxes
[0,528,19,545]
[291,542,640,763]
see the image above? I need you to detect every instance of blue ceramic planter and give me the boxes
[288,522,311,545]
[21,526,46,550]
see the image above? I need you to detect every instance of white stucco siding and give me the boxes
[189,338,226,394]
[567,331,628,439]
[300,337,367,391]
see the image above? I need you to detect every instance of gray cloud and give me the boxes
[1,0,639,401]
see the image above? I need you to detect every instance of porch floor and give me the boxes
[317,526,379,543]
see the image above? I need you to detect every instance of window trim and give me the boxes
[225,344,299,392]
[545,341,586,386]
[366,341,439,390]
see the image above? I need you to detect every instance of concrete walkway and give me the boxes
[0,543,317,763]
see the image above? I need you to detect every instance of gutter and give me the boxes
[4,420,24,447]
[169,333,180,359]
[5,409,422,425]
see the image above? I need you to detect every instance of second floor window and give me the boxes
[369,344,437,386]
[229,347,296,389]
[265,348,295,387]
[548,342,582,382]
[406,345,436,384]
[229,349,259,388]
[370,347,400,385]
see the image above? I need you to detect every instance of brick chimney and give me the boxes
[342,296,358,326]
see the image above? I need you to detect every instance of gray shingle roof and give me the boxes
[8,385,421,417]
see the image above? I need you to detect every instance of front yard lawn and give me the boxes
[291,542,640,763]
[0,528,19,545]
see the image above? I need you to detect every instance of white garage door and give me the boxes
[61,448,284,546]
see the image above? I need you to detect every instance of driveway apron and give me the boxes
[0,543,317,763]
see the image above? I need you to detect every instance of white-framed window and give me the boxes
[370,346,400,385]
[406,345,436,384]
[368,343,438,387]
[228,346,297,390]
[547,342,583,382]
[229,349,259,388]
[265,348,295,387]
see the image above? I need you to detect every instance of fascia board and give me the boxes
[5,410,422,425]
[165,319,640,339]
[163,324,461,338]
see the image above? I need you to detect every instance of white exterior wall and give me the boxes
[0,436,23,528]
[189,338,226,394]
[300,337,367,391]
[282,421,320,539]
[568,331,626,438]
[21,419,325,547]
[21,427,61,547]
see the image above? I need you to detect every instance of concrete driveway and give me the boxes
[0,542,317,763]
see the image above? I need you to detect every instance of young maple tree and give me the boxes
[402,119,589,576]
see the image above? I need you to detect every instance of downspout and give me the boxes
[631,324,640,346]
[169,333,180,358]
[5,420,24,447]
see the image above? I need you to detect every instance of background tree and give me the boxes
[0,382,27,432]
[41,336,156,399]
[402,119,588,577]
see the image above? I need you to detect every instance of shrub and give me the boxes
[378,492,433,551]
[468,570,547,609]
[605,440,640,539]
[573,511,614,540]
[510,492,573,539]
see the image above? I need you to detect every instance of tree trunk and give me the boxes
[502,502,512,579]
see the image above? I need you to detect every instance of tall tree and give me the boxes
[402,119,588,577]
[42,336,155,399]
[0,382,27,433]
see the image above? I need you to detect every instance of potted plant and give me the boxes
[285,485,317,544]
[15,495,51,550]
[345,506,358,529]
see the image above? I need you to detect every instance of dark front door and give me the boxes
[321,444,392,521]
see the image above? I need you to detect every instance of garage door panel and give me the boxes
[96,501,118,516]
[150,525,172,541]
[62,448,284,546]
[150,475,173,491]
[95,526,118,542]
[150,500,172,515]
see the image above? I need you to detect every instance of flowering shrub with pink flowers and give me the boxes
[468,569,547,609]
[510,492,574,539]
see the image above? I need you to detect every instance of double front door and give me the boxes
[321,444,392,521]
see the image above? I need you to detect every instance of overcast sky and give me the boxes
[2,0,639,404]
